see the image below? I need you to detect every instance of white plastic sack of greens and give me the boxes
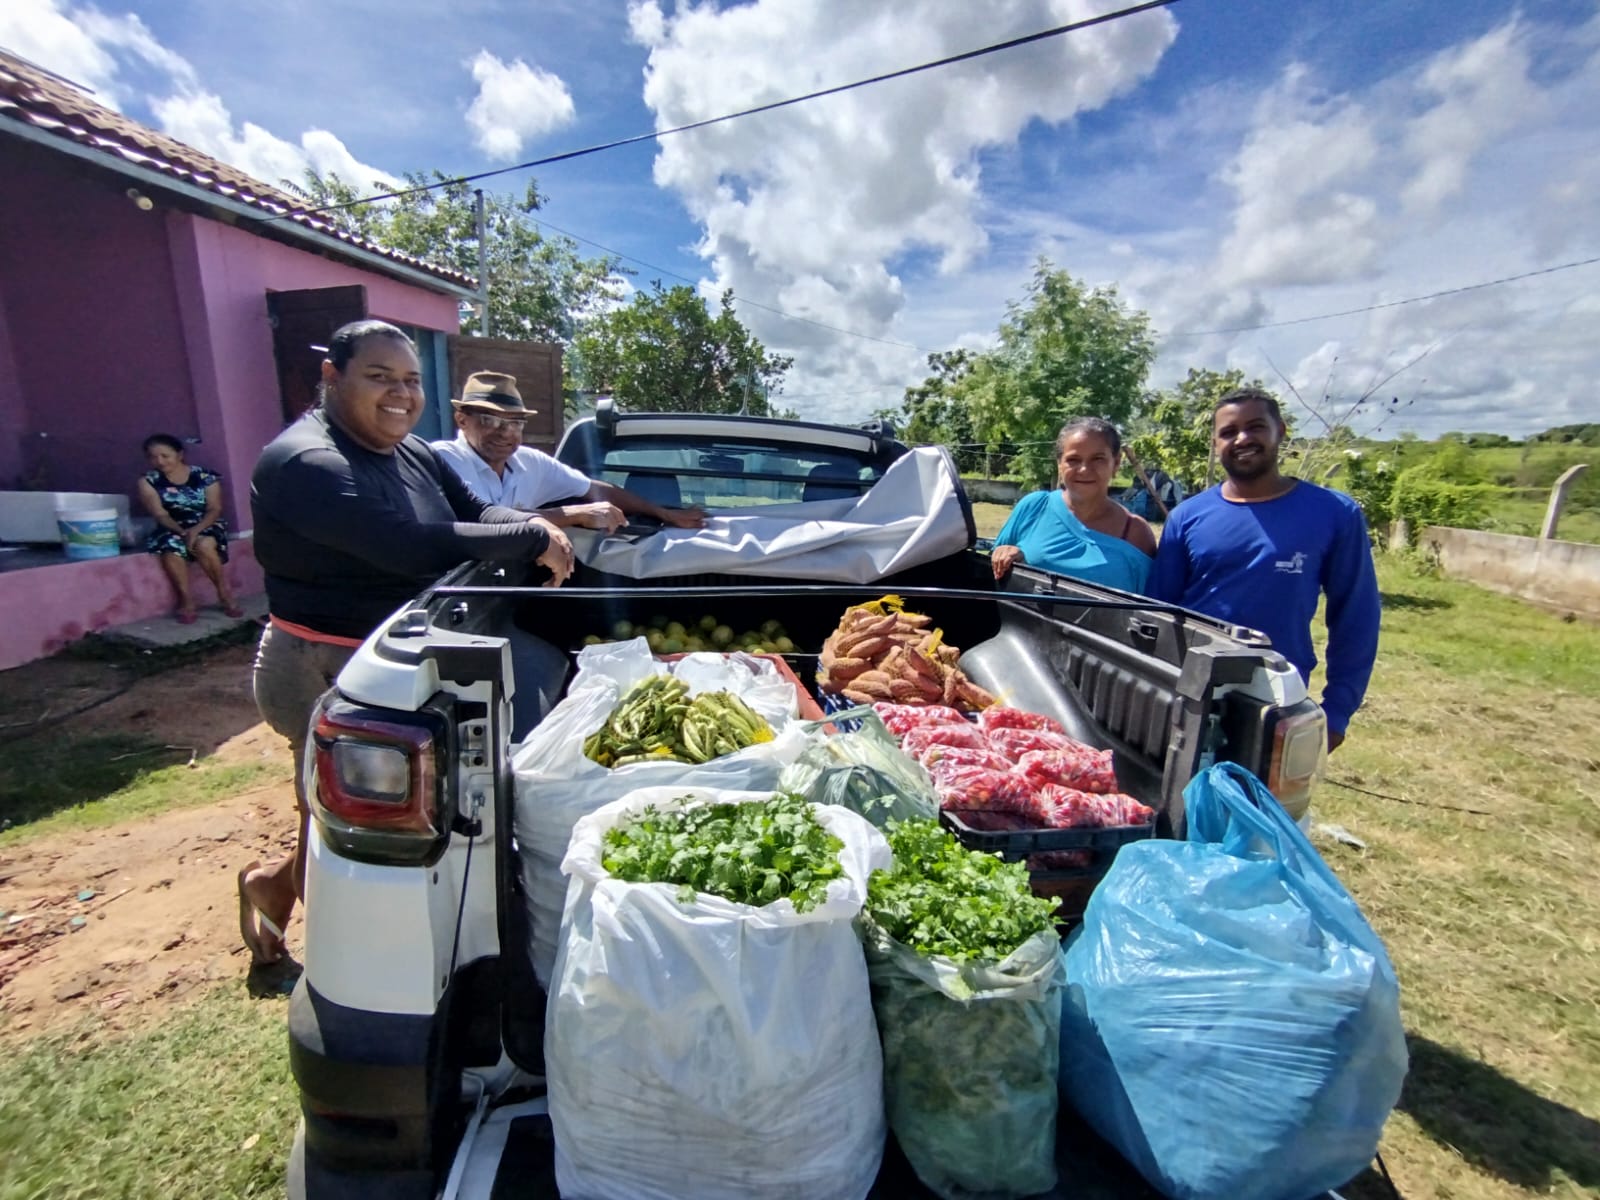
[860,919,1065,1200]
[547,785,891,1200]
[1059,762,1408,1200]
[512,637,811,986]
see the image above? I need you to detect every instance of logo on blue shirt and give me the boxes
[1275,551,1307,575]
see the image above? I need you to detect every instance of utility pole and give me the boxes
[475,188,492,338]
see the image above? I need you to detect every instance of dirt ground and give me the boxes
[0,640,304,1039]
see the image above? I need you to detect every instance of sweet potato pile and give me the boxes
[818,597,995,712]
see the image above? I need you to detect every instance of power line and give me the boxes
[264,0,1184,219]
[527,215,933,353]
[1165,254,1600,338]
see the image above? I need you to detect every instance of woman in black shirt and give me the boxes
[239,319,570,966]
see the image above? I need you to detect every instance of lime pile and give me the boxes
[583,615,796,655]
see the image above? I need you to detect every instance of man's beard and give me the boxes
[1222,446,1276,481]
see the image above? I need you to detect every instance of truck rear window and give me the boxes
[599,441,882,509]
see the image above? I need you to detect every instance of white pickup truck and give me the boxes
[285,405,1329,1199]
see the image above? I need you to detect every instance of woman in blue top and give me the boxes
[991,417,1157,592]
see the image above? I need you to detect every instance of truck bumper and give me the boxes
[288,974,442,1184]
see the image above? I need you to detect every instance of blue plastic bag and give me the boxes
[1059,763,1408,1200]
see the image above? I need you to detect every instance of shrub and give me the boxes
[1343,451,1495,547]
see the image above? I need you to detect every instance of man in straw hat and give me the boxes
[433,372,706,531]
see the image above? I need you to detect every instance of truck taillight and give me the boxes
[1265,707,1326,825]
[310,696,451,865]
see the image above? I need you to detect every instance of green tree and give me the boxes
[966,261,1156,489]
[1425,438,1486,484]
[571,283,793,414]
[289,170,627,345]
[900,350,983,473]
[1127,367,1260,492]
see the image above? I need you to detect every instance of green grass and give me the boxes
[0,743,281,848]
[970,501,1013,540]
[0,988,296,1200]
[1317,556,1600,1199]
[1366,553,1600,690]
[1476,493,1600,544]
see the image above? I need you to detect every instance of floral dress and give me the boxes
[143,467,229,562]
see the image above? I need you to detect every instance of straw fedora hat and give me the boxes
[451,371,535,416]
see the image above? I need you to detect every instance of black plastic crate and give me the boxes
[940,810,1154,867]
[941,809,1156,924]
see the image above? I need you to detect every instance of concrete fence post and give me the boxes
[1541,464,1590,540]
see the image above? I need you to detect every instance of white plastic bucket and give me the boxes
[57,508,121,559]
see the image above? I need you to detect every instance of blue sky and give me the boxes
[5,0,1598,437]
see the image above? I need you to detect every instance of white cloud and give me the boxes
[152,90,399,193]
[74,4,197,92]
[0,0,132,104]
[1400,20,1541,213]
[6,0,397,195]
[1113,16,1600,440]
[628,0,1179,421]
[464,50,575,161]
[1213,69,1382,290]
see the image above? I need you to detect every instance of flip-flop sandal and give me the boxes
[237,862,287,966]
[222,604,245,619]
[176,610,198,626]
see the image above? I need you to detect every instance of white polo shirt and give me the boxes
[431,433,594,510]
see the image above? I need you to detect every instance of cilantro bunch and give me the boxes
[602,792,845,912]
[867,820,1059,962]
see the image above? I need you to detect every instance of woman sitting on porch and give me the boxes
[137,433,242,624]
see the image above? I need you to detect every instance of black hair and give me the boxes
[142,433,184,455]
[1213,386,1284,426]
[325,319,415,371]
[1056,416,1122,459]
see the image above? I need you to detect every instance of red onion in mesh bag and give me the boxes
[901,722,989,760]
[1015,744,1120,794]
[871,702,966,737]
[978,706,1066,736]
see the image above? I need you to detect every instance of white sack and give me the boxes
[547,786,891,1200]
[512,638,811,987]
[568,447,973,583]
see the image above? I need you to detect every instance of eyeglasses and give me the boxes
[471,413,529,433]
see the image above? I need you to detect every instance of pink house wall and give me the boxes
[0,140,460,531]
[169,215,461,527]
[0,144,200,500]
[0,540,265,671]
[0,141,462,669]
[0,300,23,488]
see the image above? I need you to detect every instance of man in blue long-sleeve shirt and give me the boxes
[1147,387,1381,751]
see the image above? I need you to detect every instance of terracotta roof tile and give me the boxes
[0,50,476,292]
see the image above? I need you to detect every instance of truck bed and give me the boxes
[348,557,1323,1200]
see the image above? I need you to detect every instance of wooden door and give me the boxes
[267,286,369,424]
[447,337,564,453]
